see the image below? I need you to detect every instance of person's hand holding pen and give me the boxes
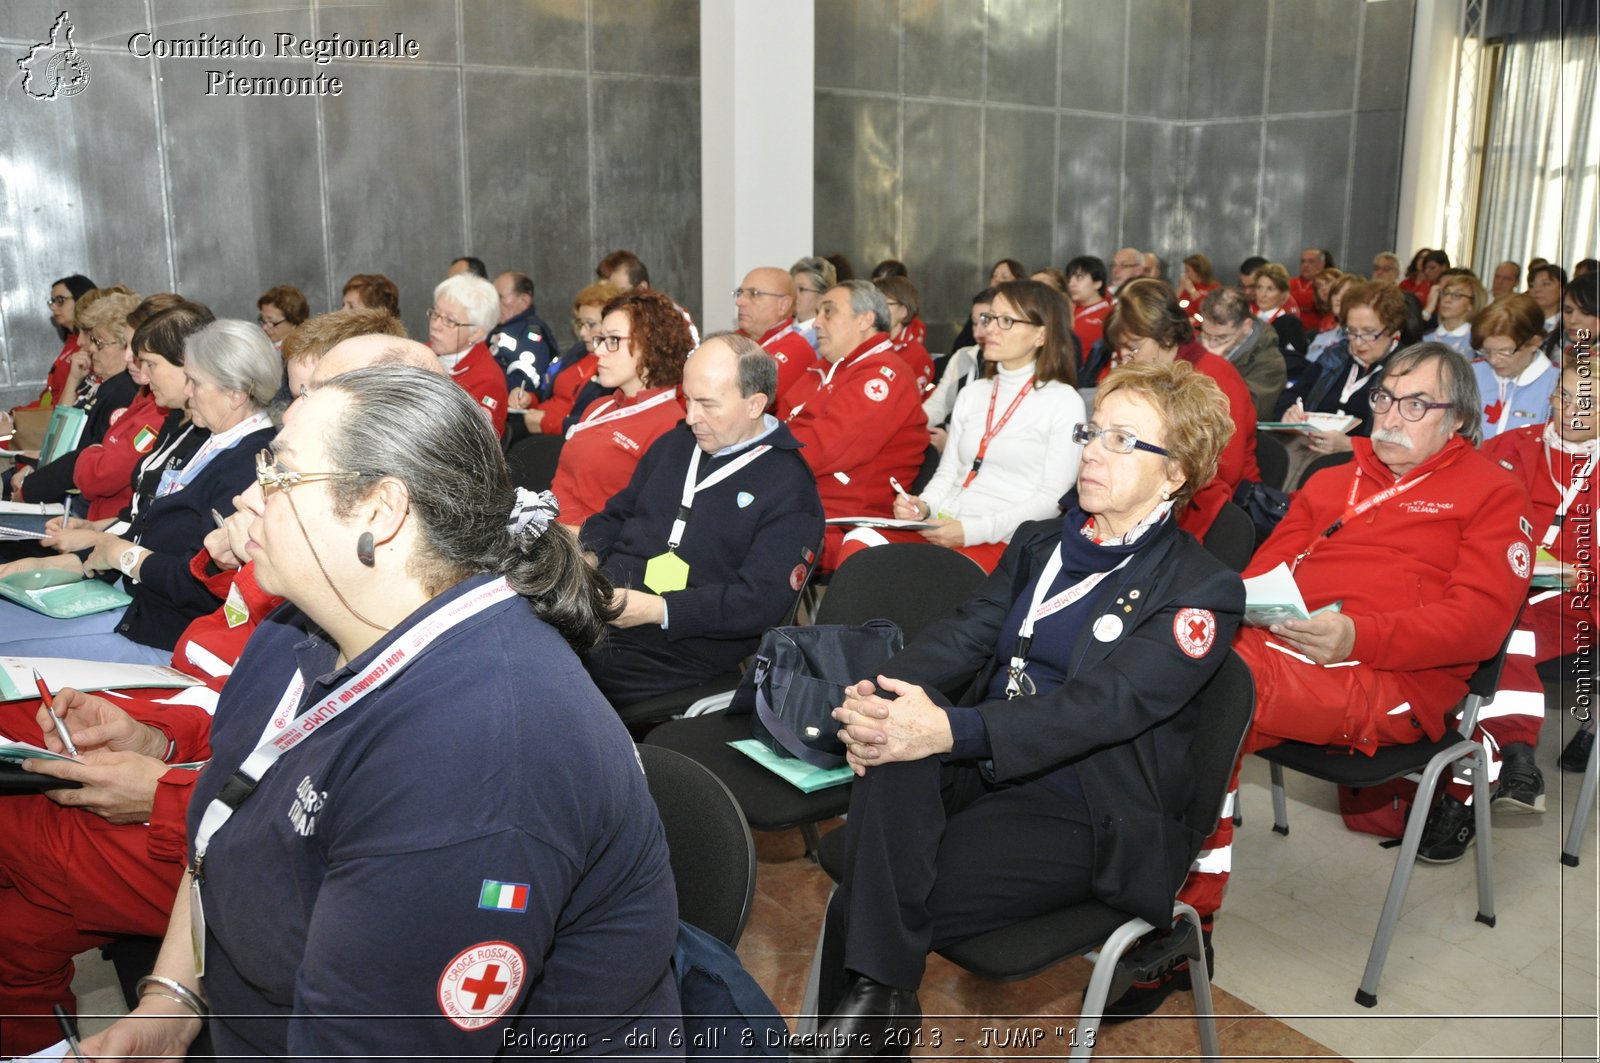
[889,476,930,521]
[1282,397,1309,424]
[26,688,176,823]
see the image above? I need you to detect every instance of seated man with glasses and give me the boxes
[1178,341,1535,942]
[734,266,818,411]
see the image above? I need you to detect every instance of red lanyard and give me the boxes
[962,375,1034,488]
[1291,466,1433,571]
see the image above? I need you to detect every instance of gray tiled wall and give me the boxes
[0,0,701,404]
[816,0,1414,350]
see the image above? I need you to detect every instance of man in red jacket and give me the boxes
[1180,342,1533,928]
[735,266,818,411]
[783,281,929,571]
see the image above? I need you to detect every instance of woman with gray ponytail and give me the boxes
[82,366,681,1061]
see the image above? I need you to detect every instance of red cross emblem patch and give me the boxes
[1507,541,1531,580]
[863,378,889,402]
[1173,608,1216,659]
[437,941,526,1030]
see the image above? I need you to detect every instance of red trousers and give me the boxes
[0,793,183,1055]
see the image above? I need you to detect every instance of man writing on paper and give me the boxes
[1174,341,1534,949]
[581,333,824,710]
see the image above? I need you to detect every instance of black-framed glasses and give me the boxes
[1438,290,1473,302]
[1368,388,1453,421]
[1347,327,1390,344]
[427,307,470,330]
[594,334,631,352]
[258,314,287,329]
[977,312,1035,331]
[256,450,377,497]
[1072,423,1170,456]
[732,288,785,301]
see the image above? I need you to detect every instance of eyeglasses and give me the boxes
[1199,327,1240,346]
[1476,343,1525,360]
[1368,388,1453,421]
[977,312,1036,331]
[256,450,376,497]
[732,288,786,301]
[1071,422,1170,457]
[87,333,123,352]
[1348,327,1391,344]
[594,335,631,352]
[796,286,826,297]
[47,295,71,308]
[1439,290,1473,302]
[258,314,287,329]
[571,317,602,334]
[427,307,470,330]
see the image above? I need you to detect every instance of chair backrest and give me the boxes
[1292,450,1353,491]
[637,744,757,948]
[910,443,942,494]
[1202,501,1256,573]
[1255,433,1291,490]
[506,434,565,492]
[817,542,987,643]
[1454,625,1520,736]
[1181,651,1256,833]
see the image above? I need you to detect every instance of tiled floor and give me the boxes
[67,698,1597,1061]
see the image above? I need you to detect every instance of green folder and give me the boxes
[728,739,854,793]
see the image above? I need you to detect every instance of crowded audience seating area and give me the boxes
[0,242,1595,1062]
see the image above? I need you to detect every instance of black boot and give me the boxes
[1561,726,1595,774]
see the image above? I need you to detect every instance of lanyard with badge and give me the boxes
[158,413,271,498]
[1541,441,1597,549]
[1003,546,1131,698]
[1290,466,1434,572]
[961,375,1033,489]
[563,388,678,441]
[185,578,516,975]
[643,444,771,593]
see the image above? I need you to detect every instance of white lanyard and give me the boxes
[667,444,771,550]
[190,578,517,876]
[1004,546,1130,698]
[1542,440,1596,549]
[159,412,270,498]
[564,387,677,440]
[128,421,195,523]
[1339,359,1385,406]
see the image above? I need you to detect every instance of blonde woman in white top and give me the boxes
[841,280,1084,571]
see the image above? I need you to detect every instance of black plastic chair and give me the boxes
[1254,433,1291,490]
[1254,629,1513,1006]
[637,744,757,948]
[506,434,565,492]
[1288,449,1352,491]
[800,652,1256,1060]
[1201,501,1255,573]
[644,543,988,854]
[909,444,942,494]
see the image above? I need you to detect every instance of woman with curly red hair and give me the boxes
[552,289,694,526]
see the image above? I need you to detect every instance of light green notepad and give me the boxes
[728,739,854,793]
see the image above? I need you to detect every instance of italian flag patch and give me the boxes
[132,425,157,454]
[478,880,530,912]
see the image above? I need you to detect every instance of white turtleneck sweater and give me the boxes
[920,362,1085,546]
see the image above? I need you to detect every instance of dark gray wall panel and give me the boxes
[323,64,464,339]
[1259,115,1352,263]
[148,0,313,49]
[1121,120,1183,262]
[1054,114,1124,263]
[904,0,982,101]
[1188,0,1270,119]
[1125,0,1187,118]
[592,78,701,315]
[1267,0,1358,115]
[159,56,328,317]
[1348,110,1405,267]
[465,70,590,318]
[815,0,899,93]
[1183,120,1263,283]
[1358,0,1414,112]
[902,101,982,347]
[463,0,587,72]
[313,0,461,66]
[590,0,699,78]
[1059,0,1126,115]
[987,0,1060,108]
[813,92,900,275]
[0,52,167,387]
[983,107,1058,274]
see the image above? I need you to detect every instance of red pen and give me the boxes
[33,668,79,757]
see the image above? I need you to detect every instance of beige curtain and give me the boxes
[1472,27,1598,271]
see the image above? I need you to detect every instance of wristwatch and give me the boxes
[118,544,149,579]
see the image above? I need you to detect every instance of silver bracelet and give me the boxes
[136,975,209,1019]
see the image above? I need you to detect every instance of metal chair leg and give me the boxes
[1075,917,1155,1061]
[1562,726,1599,867]
[1174,903,1221,1061]
[1269,762,1289,835]
[1468,745,1496,925]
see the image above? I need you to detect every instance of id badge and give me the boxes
[643,550,690,594]
[223,581,249,628]
[189,875,207,977]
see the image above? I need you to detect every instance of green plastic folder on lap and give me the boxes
[728,738,854,793]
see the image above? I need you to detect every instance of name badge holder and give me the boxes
[643,444,770,594]
[1003,547,1131,699]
